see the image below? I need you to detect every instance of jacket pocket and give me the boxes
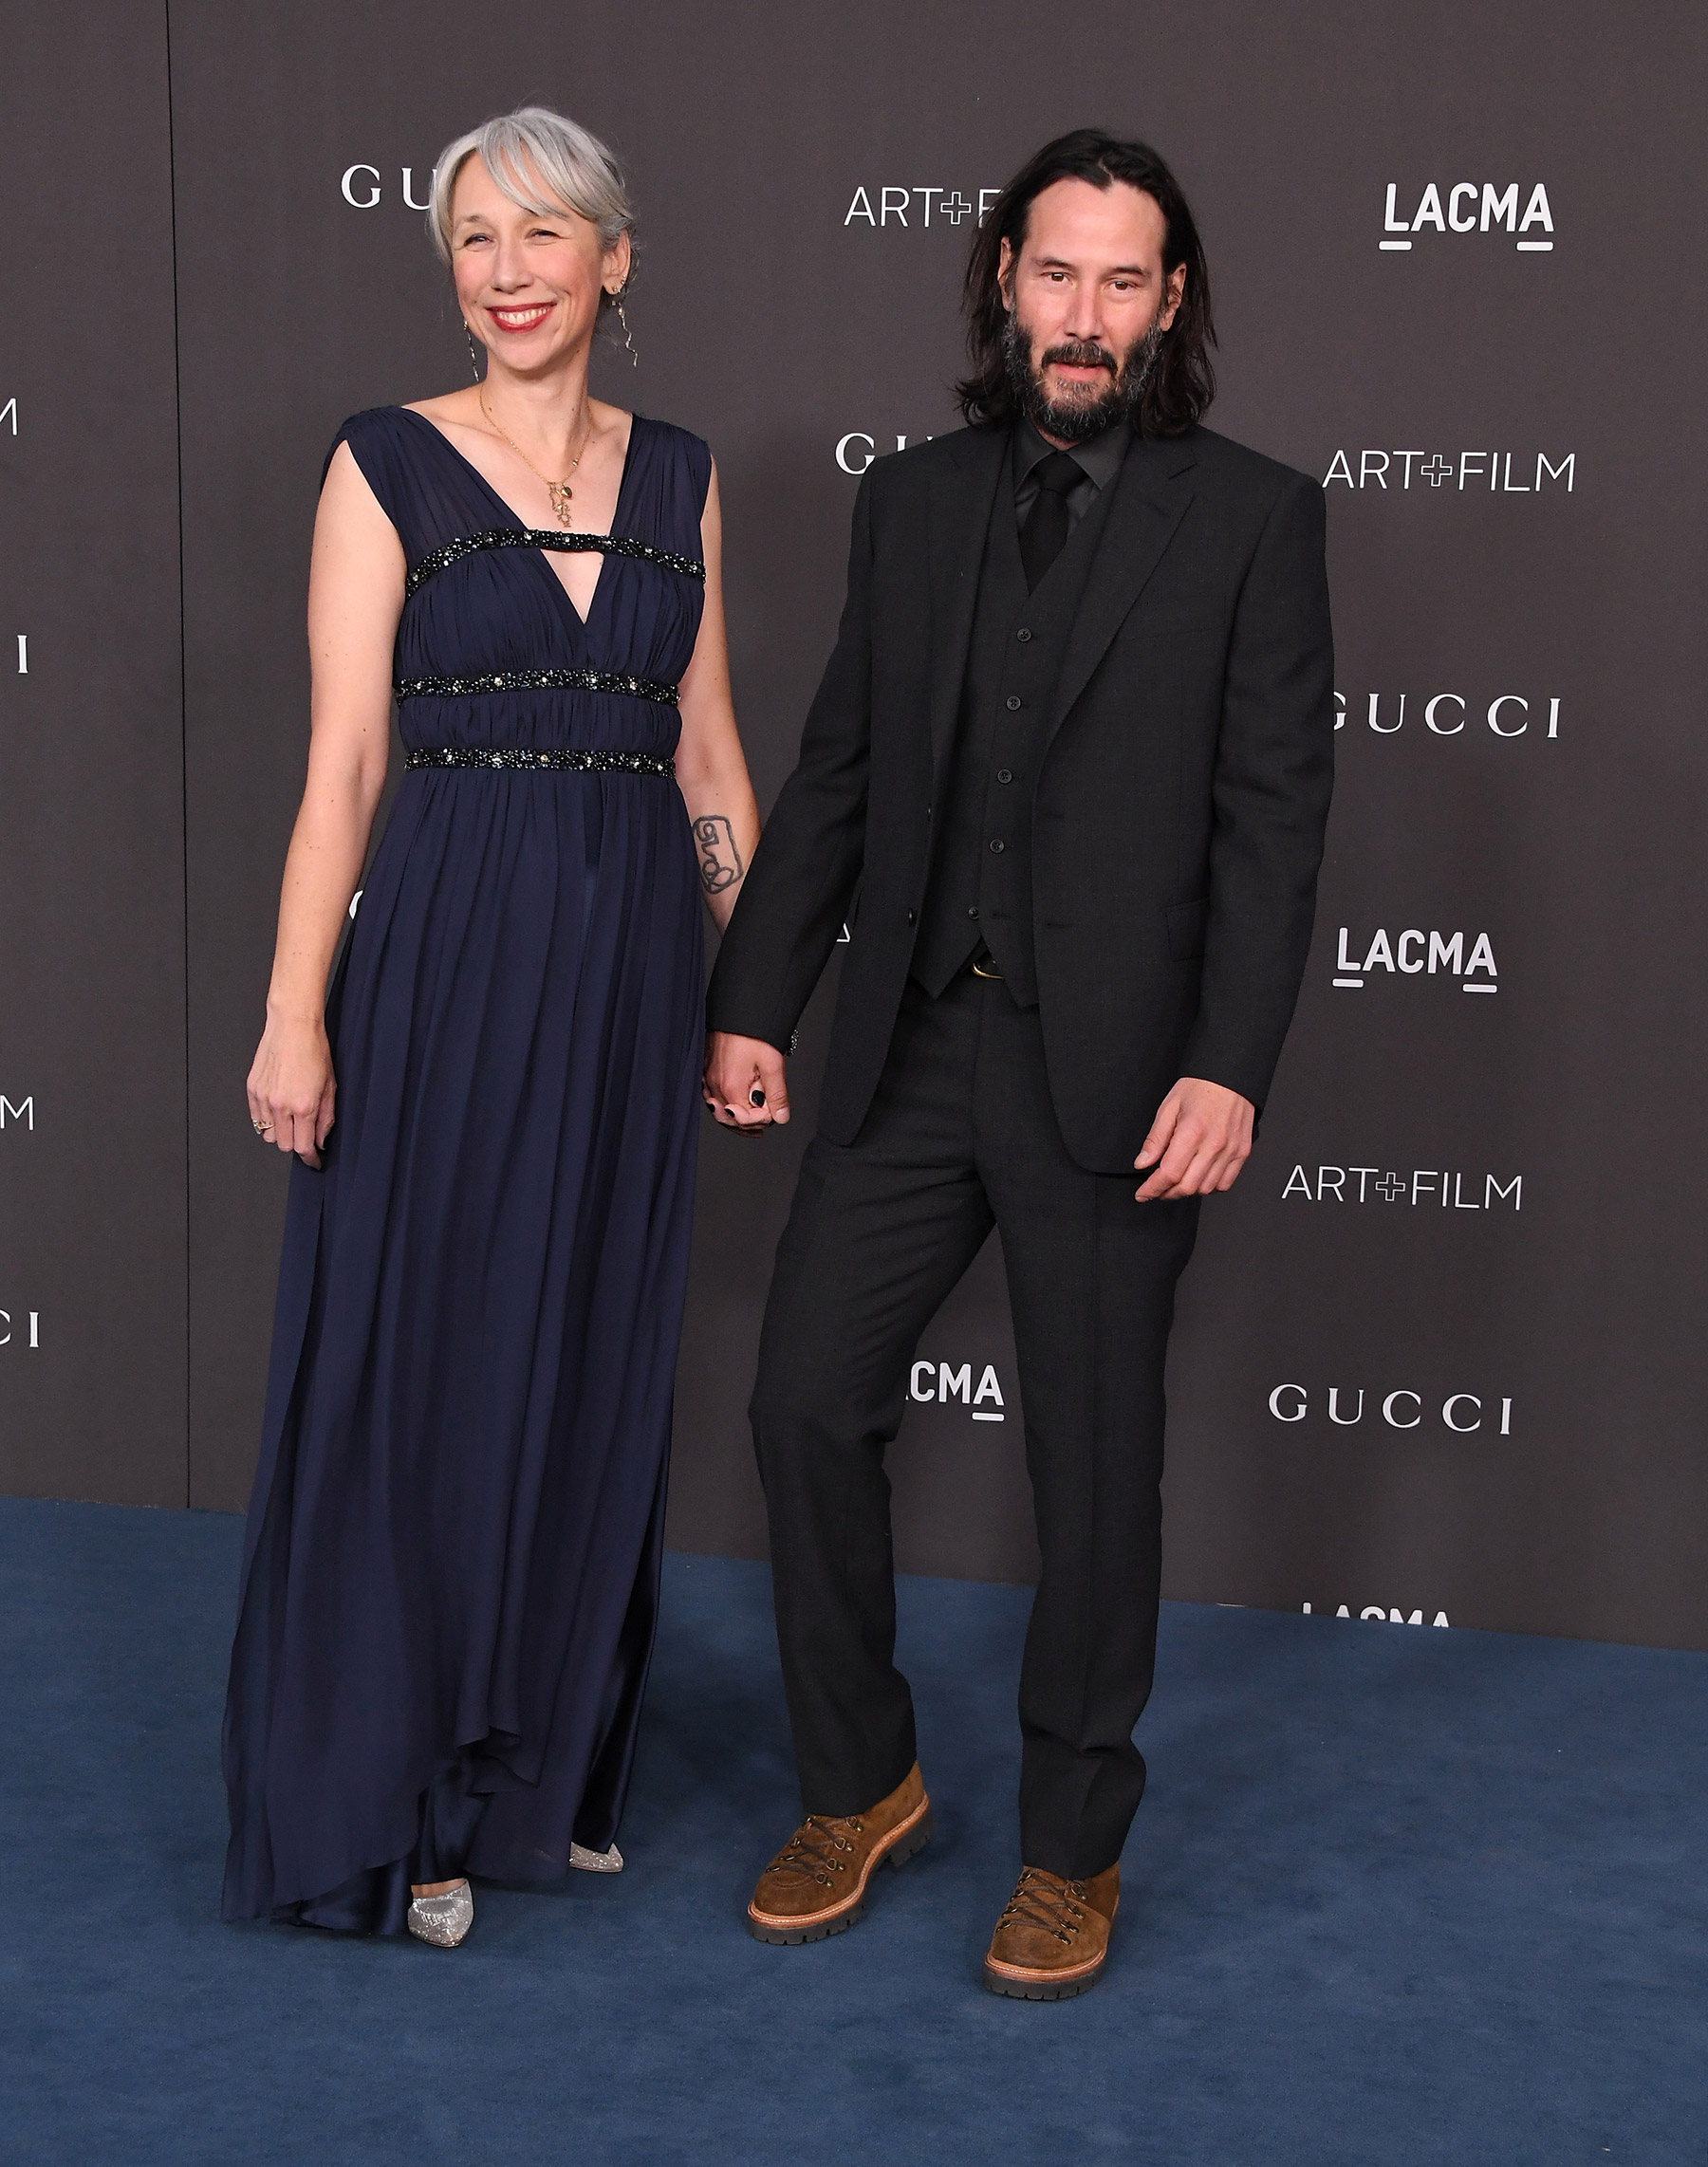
[1166,898,1209,960]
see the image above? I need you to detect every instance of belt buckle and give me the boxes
[970,954,1004,981]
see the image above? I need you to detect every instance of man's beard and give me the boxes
[1001,310,1166,441]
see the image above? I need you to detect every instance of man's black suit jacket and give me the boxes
[707,421,1335,1174]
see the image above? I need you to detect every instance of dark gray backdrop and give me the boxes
[0,6,187,1506]
[6,1,1705,1649]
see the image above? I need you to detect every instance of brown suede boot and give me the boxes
[982,1862,1120,1999]
[747,1764,934,1944]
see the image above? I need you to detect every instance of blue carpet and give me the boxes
[0,1499,1703,2164]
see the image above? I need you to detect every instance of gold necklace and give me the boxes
[479,391,592,528]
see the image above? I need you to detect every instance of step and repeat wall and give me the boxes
[4,1,1704,1647]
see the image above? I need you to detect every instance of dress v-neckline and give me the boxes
[399,405,642,632]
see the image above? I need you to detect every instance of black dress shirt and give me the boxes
[1012,416,1131,530]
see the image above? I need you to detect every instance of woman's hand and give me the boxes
[248,1014,337,1168]
[703,1032,789,1131]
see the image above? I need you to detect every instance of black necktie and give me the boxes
[1019,450,1084,592]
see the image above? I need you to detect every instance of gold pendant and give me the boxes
[548,481,575,527]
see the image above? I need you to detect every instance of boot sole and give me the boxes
[747,1804,936,1944]
[982,1953,1105,2001]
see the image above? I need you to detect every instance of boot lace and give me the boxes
[997,1867,1087,1944]
[767,1814,867,1890]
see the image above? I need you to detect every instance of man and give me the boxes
[704,128,1333,2000]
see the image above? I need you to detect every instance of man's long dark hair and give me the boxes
[956,129,1216,436]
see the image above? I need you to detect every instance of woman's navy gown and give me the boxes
[223,407,710,1934]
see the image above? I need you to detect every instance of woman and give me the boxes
[223,106,759,1946]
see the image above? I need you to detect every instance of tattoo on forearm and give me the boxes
[694,814,746,896]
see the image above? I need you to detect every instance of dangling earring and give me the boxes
[615,297,639,367]
[466,327,485,382]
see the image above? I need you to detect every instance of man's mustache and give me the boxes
[1040,341,1118,376]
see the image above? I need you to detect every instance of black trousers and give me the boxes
[751,969,1200,1880]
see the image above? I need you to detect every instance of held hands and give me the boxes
[248,1015,337,1169]
[1135,1077,1254,1201]
[703,1031,789,1135]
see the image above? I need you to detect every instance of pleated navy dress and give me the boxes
[223,406,710,1934]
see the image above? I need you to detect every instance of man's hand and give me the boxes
[703,1031,790,1134]
[1135,1077,1254,1200]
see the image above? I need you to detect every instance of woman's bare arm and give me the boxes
[674,463,760,935]
[246,442,402,1165]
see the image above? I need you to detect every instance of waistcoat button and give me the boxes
[1006,695,1022,711]
[996,769,1013,784]
[989,839,1006,853]
[1016,628,1032,642]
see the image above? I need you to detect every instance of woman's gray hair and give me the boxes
[428,106,635,281]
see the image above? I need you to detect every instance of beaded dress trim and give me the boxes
[405,747,676,778]
[405,528,706,599]
[395,666,680,706]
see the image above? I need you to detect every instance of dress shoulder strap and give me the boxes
[661,420,714,517]
[621,417,714,560]
[322,407,479,563]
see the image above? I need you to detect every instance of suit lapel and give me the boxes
[1043,435,1197,753]
[926,428,1010,786]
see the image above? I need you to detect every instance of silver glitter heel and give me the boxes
[407,1880,473,1947]
[569,1842,623,1874]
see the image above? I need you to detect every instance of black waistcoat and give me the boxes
[911,458,1119,1005]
